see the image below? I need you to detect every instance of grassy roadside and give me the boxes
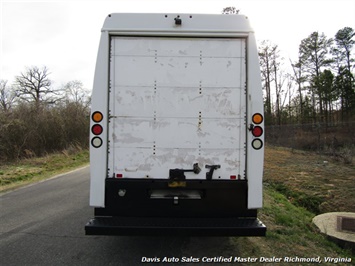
[1,145,354,262]
[263,146,355,214]
[0,149,89,192]
[233,186,354,265]
[233,145,355,264]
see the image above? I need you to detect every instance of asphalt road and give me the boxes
[0,166,238,266]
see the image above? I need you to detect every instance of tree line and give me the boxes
[259,27,355,126]
[0,66,90,161]
[1,22,354,161]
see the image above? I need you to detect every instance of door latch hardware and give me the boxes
[205,165,221,180]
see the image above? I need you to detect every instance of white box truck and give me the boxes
[85,13,266,236]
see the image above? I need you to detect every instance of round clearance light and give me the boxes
[92,111,103,123]
[252,139,263,150]
[252,113,263,124]
[91,124,103,135]
[252,126,263,137]
[91,137,102,148]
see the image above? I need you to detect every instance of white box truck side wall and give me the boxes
[89,31,109,208]
[246,33,264,209]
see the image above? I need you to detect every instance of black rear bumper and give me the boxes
[85,216,266,236]
[86,178,266,236]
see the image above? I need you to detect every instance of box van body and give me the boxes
[85,13,266,236]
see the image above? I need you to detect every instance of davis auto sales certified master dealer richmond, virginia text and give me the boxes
[141,256,352,263]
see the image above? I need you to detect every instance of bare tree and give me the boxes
[63,80,90,105]
[290,56,307,123]
[271,45,283,124]
[0,80,16,112]
[259,40,278,123]
[14,66,57,107]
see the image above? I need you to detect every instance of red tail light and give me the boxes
[92,124,103,135]
[252,126,263,137]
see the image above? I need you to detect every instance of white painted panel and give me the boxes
[102,14,253,36]
[112,117,243,148]
[112,57,243,89]
[112,86,244,118]
[112,147,242,180]
[113,37,244,58]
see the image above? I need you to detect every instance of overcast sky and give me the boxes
[1,0,354,91]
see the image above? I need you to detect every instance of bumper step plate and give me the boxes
[85,216,266,236]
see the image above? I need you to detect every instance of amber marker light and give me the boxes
[252,113,263,124]
[92,111,103,123]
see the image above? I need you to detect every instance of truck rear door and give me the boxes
[108,36,246,181]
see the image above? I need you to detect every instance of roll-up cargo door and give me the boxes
[108,37,246,180]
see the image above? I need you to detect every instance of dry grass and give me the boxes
[233,186,354,264]
[1,145,354,261]
[264,146,355,214]
[232,145,355,264]
[0,149,89,192]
